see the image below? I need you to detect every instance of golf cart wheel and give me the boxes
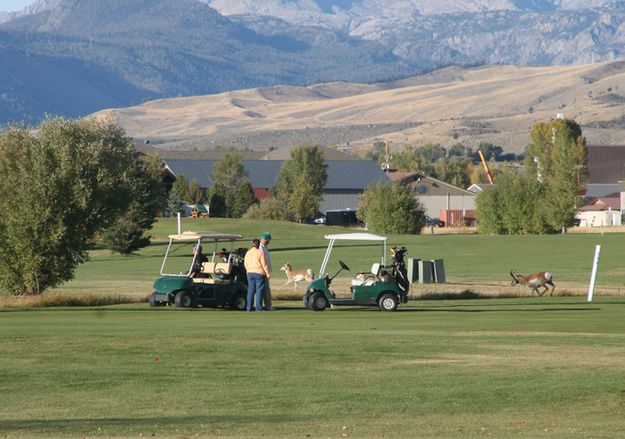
[174,290,194,308]
[231,293,247,311]
[378,293,398,312]
[310,292,328,311]
[148,292,157,307]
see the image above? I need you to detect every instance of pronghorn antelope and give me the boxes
[509,270,556,296]
[280,263,314,290]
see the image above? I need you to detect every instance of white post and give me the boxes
[587,245,601,302]
[177,212,181,236]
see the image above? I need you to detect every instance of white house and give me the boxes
[576,193,622,227]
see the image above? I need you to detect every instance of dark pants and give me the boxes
[246,272,265,311]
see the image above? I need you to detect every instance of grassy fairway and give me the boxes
[41,218,625,298]
[2,299,625,438]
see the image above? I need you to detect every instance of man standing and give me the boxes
[260,231,274,310]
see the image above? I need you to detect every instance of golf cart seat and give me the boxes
[192,262,233,284]
[201,261,233,276]
[351,263,381,286]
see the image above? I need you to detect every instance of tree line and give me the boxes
[0,117,588,295]
[476,119,587,234]
[363,141,519,188]
[169,146,329,223]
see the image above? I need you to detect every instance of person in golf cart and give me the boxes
[190,244,208,278]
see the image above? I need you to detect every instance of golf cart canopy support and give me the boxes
[161,231,242,276]
[319,233,387,277]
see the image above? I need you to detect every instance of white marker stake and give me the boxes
[177,211,182,236]
[587,245,601,302]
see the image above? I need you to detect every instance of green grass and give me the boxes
[2,298,625,438]
[39,217,625,297]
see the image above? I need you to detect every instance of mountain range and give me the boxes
[2,0,625,126]
[94,62,625,154]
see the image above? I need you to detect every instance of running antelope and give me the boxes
[280,263,314,290]
[509,270,555,296]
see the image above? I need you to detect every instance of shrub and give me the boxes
[243,198,291,221]
[358,182,426,234]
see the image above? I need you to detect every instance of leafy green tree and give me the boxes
[476,169,549,234]
[358,182,426,234]
[545,139,581,231]
[524,119,586,183]
[0,118,135,295]
[101,155,165,254]
[416,144,447,162]
[434,157,470,188]
[448,143,473,158]
[474,185,502,234]
[364,141,386,161]
[474,142,503,162]
[209,151,255,218]
[524,118,587,230]
[273,146,327,222]
[187,179,205,205]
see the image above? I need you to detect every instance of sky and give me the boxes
[0,0,33,12]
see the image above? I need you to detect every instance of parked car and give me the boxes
[313,216,326,225]
[425,216,445,227]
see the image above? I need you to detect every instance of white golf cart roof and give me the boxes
[161,231,242,276]
[320,233,388,276]
[324,233,387,241]
[167,231,242,241]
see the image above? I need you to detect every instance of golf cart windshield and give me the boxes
[320,233,387,277]
[160,231,242,276]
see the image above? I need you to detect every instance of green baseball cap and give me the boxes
[261,232,272,240]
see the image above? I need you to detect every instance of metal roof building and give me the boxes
[586,145,625,197]
[163,159,390,213]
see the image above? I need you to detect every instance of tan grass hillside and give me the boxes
[94,62,625,154]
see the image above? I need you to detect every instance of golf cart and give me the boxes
[303,233,410,312]
[149,231,248,310]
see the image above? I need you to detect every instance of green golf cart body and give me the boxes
[303,233,409,312]
[149,231,248,310]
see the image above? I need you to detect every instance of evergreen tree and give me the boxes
[170,175,190,202]
[102,154,165,254]
[229,181,256,218]
[209,151,255,218]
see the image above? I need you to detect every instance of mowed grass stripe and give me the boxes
[2,299,625,437]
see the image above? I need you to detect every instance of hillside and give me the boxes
[3,0,625,125]
[94,62,625,154]
[0,0,409,125]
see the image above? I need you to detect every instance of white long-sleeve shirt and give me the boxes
[260,242,272,273]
